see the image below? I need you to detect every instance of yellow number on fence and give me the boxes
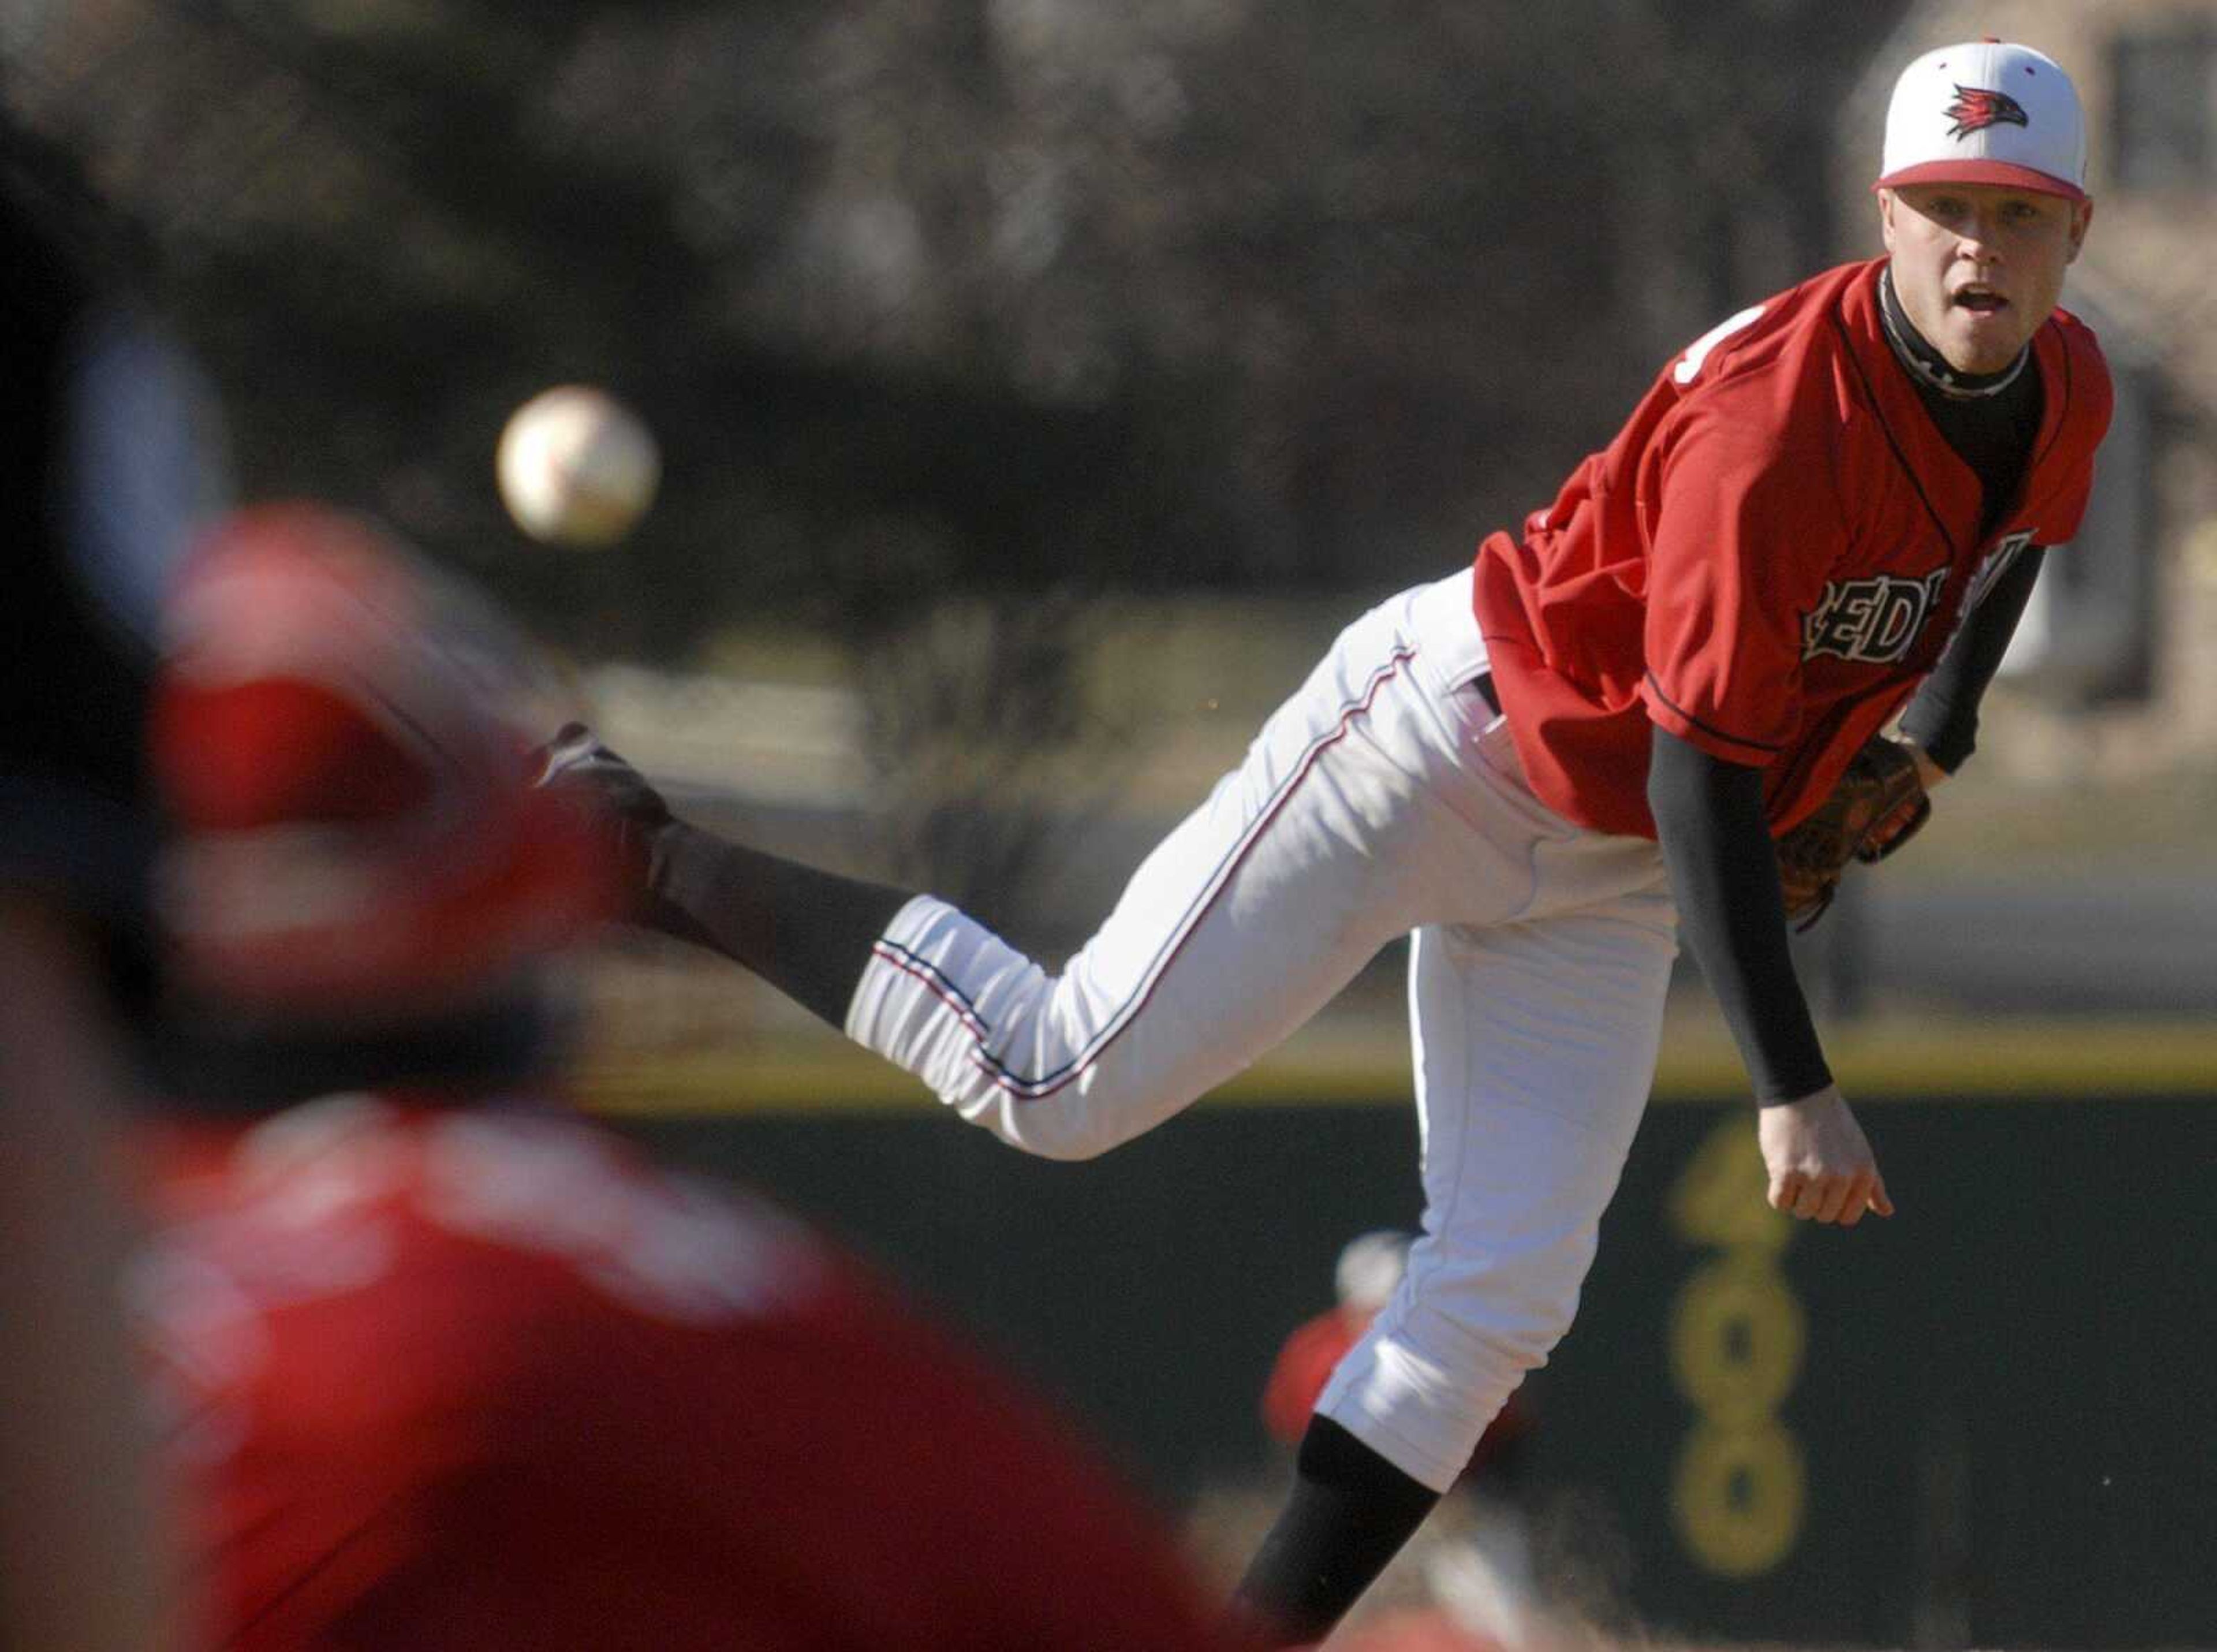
[1666,1113,1805,1578]
[1667,1113,1791,1254]
[1671,1418,1808,1578]
[1669,1253,1805,1422]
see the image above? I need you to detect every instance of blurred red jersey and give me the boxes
[1473,256,2111,838]
[133,1098,1245,1652]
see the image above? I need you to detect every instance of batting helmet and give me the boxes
[148,502,617,1024]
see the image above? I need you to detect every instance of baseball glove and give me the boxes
[1775,736,1931,930]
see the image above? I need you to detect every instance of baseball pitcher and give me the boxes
[547,39,2110,1646]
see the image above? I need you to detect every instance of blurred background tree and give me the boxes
[6,0,1906,640]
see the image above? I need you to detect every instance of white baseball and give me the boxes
[495,385,660,548]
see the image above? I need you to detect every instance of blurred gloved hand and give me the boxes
[533,722,674,897]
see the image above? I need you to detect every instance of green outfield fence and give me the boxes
[592,1023,2216,1649]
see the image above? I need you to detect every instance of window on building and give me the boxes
[2110,27,2217,192]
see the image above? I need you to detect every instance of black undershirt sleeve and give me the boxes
[1898,544,2047,774]
[647,821,916,1030]
[1647,728,1833,1104]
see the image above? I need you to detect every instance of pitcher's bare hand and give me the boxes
[1758,1086,1895,1225]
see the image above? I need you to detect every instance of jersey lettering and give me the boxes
[1802,568,1947,663]
[1673,305,1767,385]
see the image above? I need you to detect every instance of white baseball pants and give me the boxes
[845,568,1678,1491]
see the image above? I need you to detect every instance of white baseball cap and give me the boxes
[1877,39,2087,202]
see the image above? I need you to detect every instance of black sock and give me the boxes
[1231,1417,1442,1646]
[648,821,916,1028]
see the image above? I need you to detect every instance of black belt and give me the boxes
[1474,670,1501,715]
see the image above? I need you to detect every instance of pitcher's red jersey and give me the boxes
[1472,257,2111,838]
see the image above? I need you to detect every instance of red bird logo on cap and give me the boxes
[1945,85,2029,139]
